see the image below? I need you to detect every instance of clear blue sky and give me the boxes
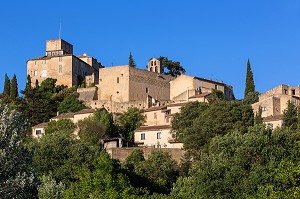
[0,1,299,99]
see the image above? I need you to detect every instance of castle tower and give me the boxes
[147,58,163,73]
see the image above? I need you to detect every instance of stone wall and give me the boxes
[107,147,184,163]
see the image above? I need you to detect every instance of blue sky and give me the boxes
[0,1,299,99]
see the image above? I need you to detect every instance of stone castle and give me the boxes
[27,39,234,112]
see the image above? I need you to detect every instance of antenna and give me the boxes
[59,20,62,39]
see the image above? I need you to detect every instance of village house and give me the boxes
[252,84,300,129]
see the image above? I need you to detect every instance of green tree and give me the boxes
[207,88,224,104]
[129,52,136,67]
[171,126,300,198]
[38,175,65,199]
[32,132,102,186]
[172,100,254,156]
[77,118,107,145]
[117,107,145,141]
[0,104,37,198]
[244,59,255,98]
[44,119,76,136]
[3,74,10,96]
[282,100,298,131]
[10,74,18,100]
[158,56,186,77]
[123,149,145,171]
[92,110,119,138]
[254,106,263,125]
[57,94,85,113]
[135,151,179,194]
[243,91,259,105]
[64,151,148,199]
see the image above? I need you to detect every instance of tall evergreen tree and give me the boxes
[282,100,298,131]
[244,59,255,98]
[3,74,10,96]
[10,74,18,100]
[128,52,136,67]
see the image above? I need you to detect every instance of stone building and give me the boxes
[27,39,102,87]
[252,84,300,128]
[134,103,186,149]
[170,74,234,102]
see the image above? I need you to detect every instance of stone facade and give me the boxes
[252,84,300,128]
[27,39,102,88]
[170,74,234,102]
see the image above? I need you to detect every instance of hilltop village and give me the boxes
[1,38,300,198]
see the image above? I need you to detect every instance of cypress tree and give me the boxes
[282,100,298,130]
[10,74,18,100]
[3,74,10,96]
[254,106,263,125]
[244,59,255,98]
[128,52,136,67]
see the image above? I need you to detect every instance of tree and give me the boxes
[92,110,119,138]
[254,106,263,125]
[10,74,18,100]
[0,104,37,198]
[244,59,255,98]
[134,151,179,194]
[32,132,102,187]
[64,151,149,198]
[171,100,254,156]
[123,149,145,171]
[38,175,65,199]
[158,56,186,77]
[57,94,85,113]
[282,100,298,131]
[207,88,224,104]
[171,126,300,198]
[77,118,107,145]
[128,52,136,67]
[44,119,76,136]
[243,91,259,105]
[117,107,145,141]
[3,74,10,96]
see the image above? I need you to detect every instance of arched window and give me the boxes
[155,66,158,73]
[154,61,156,65]
[151,61,153,66]
[150,67,153,71]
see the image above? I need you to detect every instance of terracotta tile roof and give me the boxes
[52,109,97,119]
[32,122,48,128]
[135,125,172,132]
[263,114,283,122]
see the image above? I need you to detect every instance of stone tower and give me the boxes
[147,58,163,73]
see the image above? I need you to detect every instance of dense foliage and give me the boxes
[158,56,186,77]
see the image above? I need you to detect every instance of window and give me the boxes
[42,70,47,77]
[151,61,153,66]
[267,123,273,130]
[157,132,161,139]
[141,133,146,140]
[284,89,288,94]
[154,61,156,65]
[34,70,38,76]
[59,57,63,62]
[117,77,119,83]
[291,89,295,95]
[154,112,157,119]
[262,107,267,111]
[215,84,218,89]
[146,87,148,93]
[59,65,62,73]
[199,81,202,88]
[165,116,170,123]
[43,60,47,64]
[35,130,42,135]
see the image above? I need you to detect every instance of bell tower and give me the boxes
[147,58,163,73]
